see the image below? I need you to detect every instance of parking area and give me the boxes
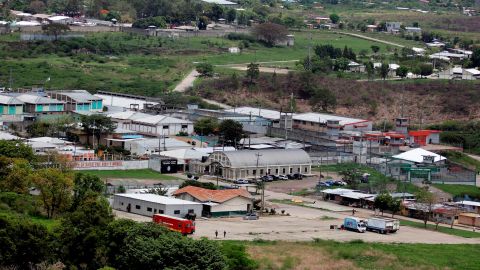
[113,204,480,244]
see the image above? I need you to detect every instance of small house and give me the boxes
[173,186,253,217]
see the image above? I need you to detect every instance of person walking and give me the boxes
[215,230,218,238]
[352,209,356,216]
[223,230,226,238]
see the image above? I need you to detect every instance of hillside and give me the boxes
[192,72,480,125]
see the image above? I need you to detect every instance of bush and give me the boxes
[221,242,258,270]
[226,33,256,43]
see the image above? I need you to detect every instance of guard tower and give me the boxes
[395,117,409,135]
[326,119,340,139]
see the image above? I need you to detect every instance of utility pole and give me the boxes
[308,32,312,71]
[8,68,13,91]
[255,152,264,213]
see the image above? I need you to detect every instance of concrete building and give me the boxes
[94,91,162,111]
[292,113,372,133]
[0,95,24,123]
[108,111,193,136]
[386,22,401,33]
[124,137,193,156]
[173,186,253,217]
[13,93,65,116]
[201,149,312,180]
[113,193,203,218]
[48,90,103,113]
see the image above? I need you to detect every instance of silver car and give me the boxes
[243,212,259,220]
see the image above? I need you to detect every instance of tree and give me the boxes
[371,45,380,55]
[146,187,169,195]
[27,0,46,13]
[196,63,214,77]
[0,140,35,162]
[374,192,392,216]
[329,13,340,24]
[81,114,116,148]
[0,216,53,268]
[396,66,409,79]
[41,23,71,41]
[309,87,337,112]
[226,8,236,23]
[132,16,167,28]
[470,48,480,68]
[31,168,74,218]
[58,196,113,269]
[252,22,288,47]
[71,173,105,211]
[365,61,375,80]
[415,187,436,228]
[198,16,209,30]
[339,168,361,189]
[379,63,390,80]
[194,118,219,135]
[389,199,401,217]
[0,158,32,194]
[209,4,225,21]
[219,119,243,146]
[334,57,350,71]
[246,62,260,84]
[418,63,433,78]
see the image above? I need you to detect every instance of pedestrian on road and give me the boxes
[352,209,356,216]
[215,230,218,238]
[224,230,226,238]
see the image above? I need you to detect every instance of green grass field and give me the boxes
[80,169,180,180]
[401,220,480,238]
[432,184,480,200]
[244,239,480,270]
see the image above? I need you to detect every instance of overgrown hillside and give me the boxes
[192,72,480,124]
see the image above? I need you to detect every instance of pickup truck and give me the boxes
[343,217,366,233]
[366,217,400,234]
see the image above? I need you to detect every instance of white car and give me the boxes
[234,179,249,184]
[277,175,288,180]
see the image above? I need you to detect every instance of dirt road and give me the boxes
[173,69,199,92]
[335,31,405,48]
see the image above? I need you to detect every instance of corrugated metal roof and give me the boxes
[0,95,23,105]
[15,94,64,104]
[393,148,446,163]
[224,107,282,120]
[114,193,202,205]
[53,90,102,102]
[218,149,311,167]
[293,112,368,126]
[96,94,159,109]
[174,186,252,203]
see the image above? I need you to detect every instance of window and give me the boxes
[289,168,293,173]
[174,210,180,214]
[297,168,300,172]
[282,168,286,174]
[154,209,157,213]
[159,210,164,214]
[181,124,188,129]
[147,207,152,212]
[120,202,124,206]
[135,205,141,210]
[260,169,263,175]
[163,125,169,129]
[252,170,257,175]
[267,169,271,174]
[275,169,278,174]
[305,167,308,172]
[188,209,194,213]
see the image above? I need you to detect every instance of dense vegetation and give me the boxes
[0,141,251,269]
[430,121,480,155]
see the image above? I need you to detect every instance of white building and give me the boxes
[124,137,193,156]
[173,186,253,217]
[113,193,203,218]
[108,111,193,136]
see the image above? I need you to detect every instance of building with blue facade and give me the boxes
[47,90,103,113]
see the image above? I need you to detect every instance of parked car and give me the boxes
[261,175,273,182]
[287,174,295,180]
[293,173,303,180]
[234,179,249,184]
[316,181,330,188]
[271,175,279,180]
[325,180,335,186]
[277,175,288,180]
[243,212,259,220]
[334,180,347,186]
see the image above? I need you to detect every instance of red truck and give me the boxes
[152,214,195,235]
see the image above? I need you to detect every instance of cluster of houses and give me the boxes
[321,188,480,228]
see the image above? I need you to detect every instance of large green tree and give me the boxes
[194,117,219,135]
[81,114,116,148]
[374,192,392,216]
[0,140,35,162]
[309,87,337,112]
[218,119,243,146]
